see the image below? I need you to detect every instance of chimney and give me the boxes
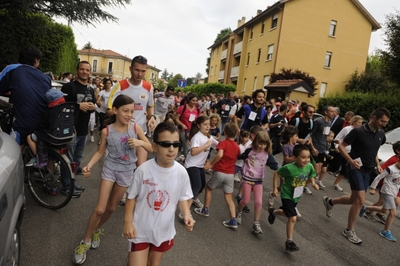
[257,9,262,15]
[237,19,241,28]
[238,16,246,27]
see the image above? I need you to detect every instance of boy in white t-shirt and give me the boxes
[123,122,195,265]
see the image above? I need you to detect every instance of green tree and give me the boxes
[205,28,232,81]
[0,0,132,25]
[168,74,183,88]
[186,77,195,86]
[161,69,169,80]
[0,10,78,73]
[380,10,400,86]
[270,68,318,95]
[82,42,94,49]
[195,72,202,84]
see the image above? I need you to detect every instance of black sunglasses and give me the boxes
[132,55,147,64]
[154,141,181,148]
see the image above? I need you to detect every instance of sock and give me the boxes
[254,220,260,225]
[286,238,293,243]
[329,199,333,206]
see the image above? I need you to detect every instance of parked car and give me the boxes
[0,132,25,266]
[377,127,400,164]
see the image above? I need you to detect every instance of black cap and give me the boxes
[166,85,174,91]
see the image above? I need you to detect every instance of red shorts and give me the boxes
[128,239,174,252]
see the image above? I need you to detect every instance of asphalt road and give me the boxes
[20,136,400,266]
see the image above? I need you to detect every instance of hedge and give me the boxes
[180,83,236,96]
[317,92,399,131]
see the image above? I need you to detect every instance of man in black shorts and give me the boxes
[322,108,390,245]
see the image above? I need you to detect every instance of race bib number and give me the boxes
[323,126,331,135]
[293,186,304,198]
[225,105,230,111]
[248,111,257,121]
[189,114,196,122]
[163,102,168,109]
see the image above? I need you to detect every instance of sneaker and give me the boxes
[268,192,275,208]
[91,229,104,249]
[332,184,344,192]
[304,186,312,195]
[268,208,276,225]
[61,188,81,198]
[234,173,241,183]
[73,241,91,264]
[90,136,94,142]
[253,223,263,234]
[192,198,204,208]
[222,218,238,229]
[118,198,126,206]
[363,211,377,222]
[243,205,250,213]
[236,194,242,205]
[25,157,36,167]
[375,213,386,225]
[359,205,366,217]
[295,207,302,218]
[316,179,325,188]
[194,207,209,217]
[75,184,85,192]
[342,229,362,244]
[285,241,299,252]
[236,211,242,225]
[379,230,397,242]
[323,196,333,218]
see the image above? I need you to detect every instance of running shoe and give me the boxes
[379,230,397,242]
[236,211,242,225]
[91,229,104,249]
[268,208,276,225]
[359,205,366,217]
[285,241,299,252]
[323,196,333,218]
[375,213,386,225]
[253,223,263,234]
[342,229,362,244]
[363,211,376,222]
[316,179,325,188]
[73,241,91,264]
[332,184,343,192]
[304,186,312,195]
[192,198,204,208]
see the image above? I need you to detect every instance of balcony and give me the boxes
[218,70,225,81]
[221,49,227,61]
[233,41,242,56]
[230,66,239,80]
[92,67,113,75]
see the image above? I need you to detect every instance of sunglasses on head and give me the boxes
[154,141,181,148]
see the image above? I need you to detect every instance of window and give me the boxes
[257,48,261,63]
[108,61,113,74]
[320,83,327,98]
[267,44,274,60]
[242,78,247,93]
[253,77,258,91]
[92,59,97,72]
[215,65,217,75]
[261,21,265,34]
[246,53,250,65]
[271,14,278,29]
[324,52,332,67]
[329,20,337,36]
[250,28,253,39]
[210,66,213,76]
[263,75,270,86]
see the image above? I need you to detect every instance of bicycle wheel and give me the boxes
[25,147,75,209]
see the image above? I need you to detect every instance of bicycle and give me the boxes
[1,97,78,209]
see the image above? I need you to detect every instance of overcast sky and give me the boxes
[58,0,399,78]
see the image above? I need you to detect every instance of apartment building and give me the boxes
[78,49,160,81]
[207,0,380,104]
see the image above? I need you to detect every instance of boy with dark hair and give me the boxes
[124,122,194,266]
[196,122,240,228]
[268,144,318,251]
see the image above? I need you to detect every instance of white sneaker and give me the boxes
[234,174,241,183]
[316,180,325,188]
[332,184,343,192]
[90,136,94,142]
[295,207,302,218]
[192,198,204,208]
[303,186,312,195]
[268,192,275,208]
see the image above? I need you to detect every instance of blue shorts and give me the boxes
[102,166,134,187]
[346,165,371,191]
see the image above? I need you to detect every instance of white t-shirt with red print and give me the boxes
[127,159,193,246]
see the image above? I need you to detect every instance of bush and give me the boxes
[181,83,236,96]
[317,92,399,131]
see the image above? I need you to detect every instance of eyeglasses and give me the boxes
[132,55,147,64]
[154,141,181,148]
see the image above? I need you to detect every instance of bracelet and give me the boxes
[148,115,156,120]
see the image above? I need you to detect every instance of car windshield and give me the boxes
[385,127,400,144]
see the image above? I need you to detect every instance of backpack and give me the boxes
[294,117,313,139]
[35,102,79,145]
